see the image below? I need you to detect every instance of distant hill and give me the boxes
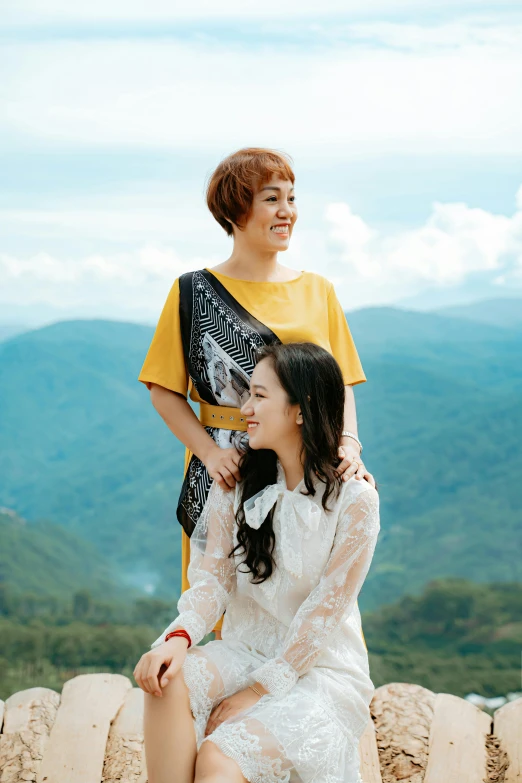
[435,297,522,330]
[0,508,132,601]
[348,309,522,607]
[348,306,522,392]
[0,309,521,608]
[0,320,186,597]
[0,324,27,342]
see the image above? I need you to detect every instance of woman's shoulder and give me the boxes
[300,270,333,290]
[337,476,379,513]
[311,474,378,516]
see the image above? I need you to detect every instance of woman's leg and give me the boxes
[143,667,197,783]
[194,741,247,783]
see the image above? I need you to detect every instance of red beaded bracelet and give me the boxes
[165,629,192,648]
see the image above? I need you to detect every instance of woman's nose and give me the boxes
[241,397,253,415]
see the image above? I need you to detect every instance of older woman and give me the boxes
[138,147,374,638]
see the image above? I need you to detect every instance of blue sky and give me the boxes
[1,1,522,326]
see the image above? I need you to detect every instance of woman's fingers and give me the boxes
[219,466,237,489]
[338,456,359,482]
[134,658,153,695]
[160,658,180,688]
[336,447,370,483]
[336,448,356,479]
[205,703,224,736]
[342,461,358,480]
[214,474,230,491]
[145,656,163,697]
[134,661,152,695]
[211,469,233,491]
[132,662,143,691]
[227,459,242,482]
[355,462,366,480]
[336,457,350,476]
[363,470,376,488]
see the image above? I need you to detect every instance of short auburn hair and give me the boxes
[206,147,295,237]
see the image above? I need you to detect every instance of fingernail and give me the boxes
[161,679,168,687]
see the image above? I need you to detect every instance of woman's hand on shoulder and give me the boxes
[202,444,242,491]
[133,637,188,697]
[336,440,376,488]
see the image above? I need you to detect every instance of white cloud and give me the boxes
[1,20,522,157]
[323,186,522,306]
[2,10,522,319]
[2,187,521,320]
[345,19,522,51]
[5,1,521,25]
[0,245,216,321]
[0,207,208,241]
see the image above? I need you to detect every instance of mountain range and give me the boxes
[0,297,520,610]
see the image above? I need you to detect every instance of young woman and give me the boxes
[138,147,375,639]
[134,342,380,783]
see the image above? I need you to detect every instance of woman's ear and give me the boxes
[296,408,303,425]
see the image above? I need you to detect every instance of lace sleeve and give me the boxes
[252,483,380,697]
[150,481,237,649]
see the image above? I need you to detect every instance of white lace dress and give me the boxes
[151,462,380,783]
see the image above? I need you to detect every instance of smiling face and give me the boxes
[240,357,303,452]
[234,173,298,251]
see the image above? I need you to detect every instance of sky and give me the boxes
[1,1,522,326]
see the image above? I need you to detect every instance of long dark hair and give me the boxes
[229,342,345,584]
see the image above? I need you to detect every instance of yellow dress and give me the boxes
[139,268,366,634]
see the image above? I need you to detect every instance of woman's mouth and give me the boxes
[270,225,289,236]
[247,422,259,430]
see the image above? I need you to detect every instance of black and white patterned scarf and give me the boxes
[177,269,280,536]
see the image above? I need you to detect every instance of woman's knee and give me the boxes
[195,740,246,782]
[164,665,190,696]
[143,666,190,711]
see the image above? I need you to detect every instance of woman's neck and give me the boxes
[212,252,279,282]
[276,443,305,491]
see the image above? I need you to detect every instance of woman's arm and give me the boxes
[343,384,358,436]
[150,481,237,648]
[337,385,375,486]
[149,384,241,490]
[250,483,380,698]
[150,384,216,464]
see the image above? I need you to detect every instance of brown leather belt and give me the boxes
[199,402,248,432]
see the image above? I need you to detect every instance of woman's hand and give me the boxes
[203,444,242,491]
[204,687,262,736]
[133,637,188,697]
[337,440,376,488]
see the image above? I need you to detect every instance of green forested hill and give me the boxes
[0,508,131,602]
[348,309,522,607]
[0,320,186,596]
[0,308,520,607]
[365,578,522,697]
[1,576,519,700]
